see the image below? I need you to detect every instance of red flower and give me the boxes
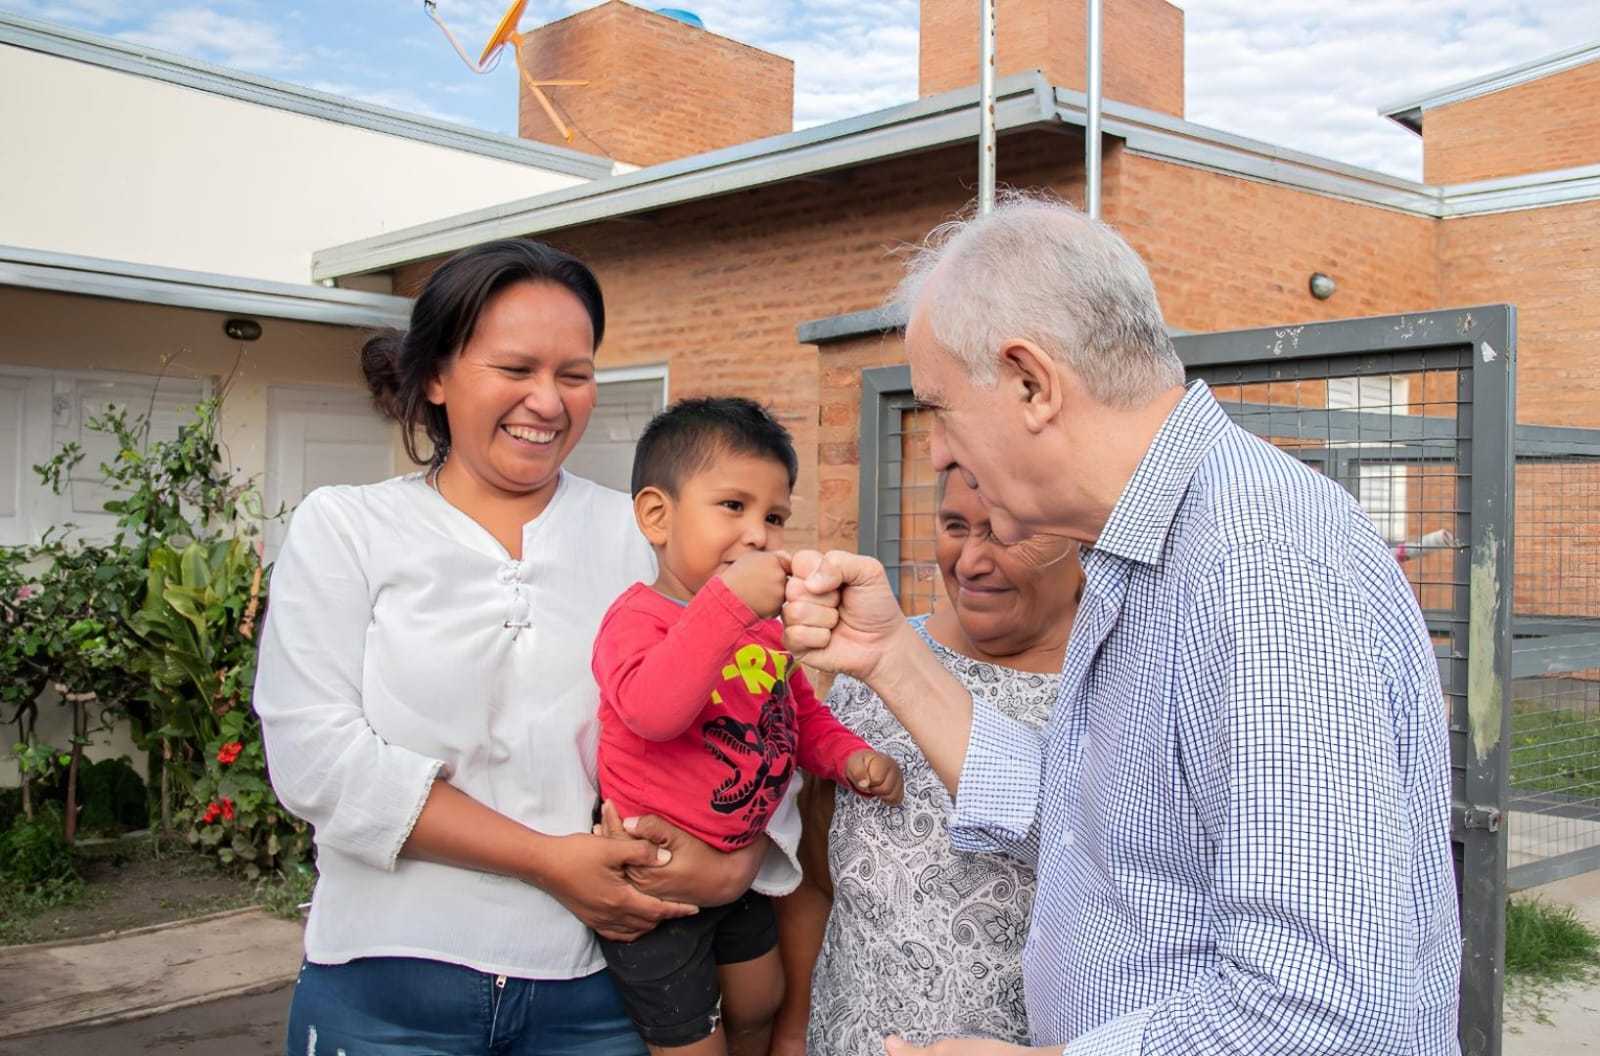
[221,797,236,821]
[201,802,221,824]
[217,741,244,766]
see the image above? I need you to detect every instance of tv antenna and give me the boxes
[424,0,587,143]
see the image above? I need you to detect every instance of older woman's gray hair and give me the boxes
[890,191,1184,408]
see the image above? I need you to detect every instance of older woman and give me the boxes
[255,240,793,1056]
[772,471,1080,1056]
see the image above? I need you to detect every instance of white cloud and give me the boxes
[5,0,126,26]
[118,7,301,74]
[1177,0,1600,178]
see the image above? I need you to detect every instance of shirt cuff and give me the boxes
[949,700,1043,852]
[1065,1007,1153,1056]
[750,779,803,896]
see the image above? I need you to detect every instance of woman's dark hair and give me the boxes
[361,239,606,467]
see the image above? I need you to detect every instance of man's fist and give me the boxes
[845,749,905,805]
[782,550,908,680]
[720,550,791,618]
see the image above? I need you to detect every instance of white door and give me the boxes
[0,372,53,546]
[265,385,397,558]
[51,373,207,543]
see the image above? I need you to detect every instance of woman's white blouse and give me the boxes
[254,472,801,979]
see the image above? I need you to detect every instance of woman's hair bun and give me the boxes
[360,330,407,421]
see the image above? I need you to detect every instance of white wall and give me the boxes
[0,43,585,284]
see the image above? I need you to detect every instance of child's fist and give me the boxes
[720,551,792,618]
[845,749,904,805]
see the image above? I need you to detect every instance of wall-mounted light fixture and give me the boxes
[1308,273,1337,300]
[224,317,263,341]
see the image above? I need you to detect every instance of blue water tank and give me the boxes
[655,7,704,28]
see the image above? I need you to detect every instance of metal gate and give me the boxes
[857,305,1600,1056]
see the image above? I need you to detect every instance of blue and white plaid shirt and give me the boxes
[951,382,1461,1055]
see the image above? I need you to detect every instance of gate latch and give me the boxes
[1462,805,1502,832]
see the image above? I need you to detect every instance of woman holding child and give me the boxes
[255,240,803,1056]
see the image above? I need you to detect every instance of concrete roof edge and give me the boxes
[310,72,1060,279]
[1439,162,1600,217]
[1051,88,1444,217]
[0,10,613,180]
[0,244,414,327]
[1377,38,1600,130]
[797,305,908,346]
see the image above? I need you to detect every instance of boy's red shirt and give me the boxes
[593,577,870,851]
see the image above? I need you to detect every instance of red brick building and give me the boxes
[312,0,1600,562]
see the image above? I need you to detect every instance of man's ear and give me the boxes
[634,486,672,546]
[1000,339,1065,434]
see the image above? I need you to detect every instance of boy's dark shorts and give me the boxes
[598,890,778,1048]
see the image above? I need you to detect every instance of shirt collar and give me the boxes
[1090,380,1231,567]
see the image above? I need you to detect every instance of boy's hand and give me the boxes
[844,749,904,805]
[720,550,792,619]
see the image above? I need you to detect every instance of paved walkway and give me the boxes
[0,907,302,1041]
[1502,867,1600,1055]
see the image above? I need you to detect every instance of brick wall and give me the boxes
[1422,59,1600,184]
[919,0,1184,117]
[1439,200,1600,429]
[517,1,794,167]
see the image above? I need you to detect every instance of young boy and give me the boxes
[592,397,904,1056]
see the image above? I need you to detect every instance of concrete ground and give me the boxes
[0,907,302,1046]
[0,985,290,1056]
[1502,867,1600,1055]
[2,868,1596,1053]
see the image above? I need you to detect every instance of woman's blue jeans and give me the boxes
[285,958,648,1056]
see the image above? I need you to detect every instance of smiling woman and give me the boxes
[254,239,793,1056]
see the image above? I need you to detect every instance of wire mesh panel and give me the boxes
[1505,444,1600,890]
[879,401,943,616]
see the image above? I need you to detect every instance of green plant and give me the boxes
[7,538,145,842]
[256,862,317,920]
[1505,897,1600,984]
[1,804,79,890]
[1,543,52,820]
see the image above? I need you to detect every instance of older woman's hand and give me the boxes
[782,550,911,682]
[595,801,765,906]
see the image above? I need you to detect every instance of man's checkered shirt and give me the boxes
[951,382,1461,1055]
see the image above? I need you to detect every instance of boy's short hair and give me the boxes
[631,397,798,497]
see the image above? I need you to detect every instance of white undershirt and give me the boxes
[254,472,801,979]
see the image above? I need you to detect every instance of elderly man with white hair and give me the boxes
[782,194,1461,1056]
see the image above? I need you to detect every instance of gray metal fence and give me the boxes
[856,305,1596,1056]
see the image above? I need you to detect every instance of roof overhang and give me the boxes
[0,245,413,328]
[1379,38,1600,135]
[312,73,1063,281]
[313,64,1600,282]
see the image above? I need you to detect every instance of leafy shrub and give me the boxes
[1,804,78,890]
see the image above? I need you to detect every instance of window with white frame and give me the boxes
[563,366,668,493]
[1327,374,1410,543]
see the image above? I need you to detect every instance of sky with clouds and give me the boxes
[8,0,1597,181]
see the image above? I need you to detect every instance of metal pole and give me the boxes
[978,0,996,214]
[1085,0,1103,218]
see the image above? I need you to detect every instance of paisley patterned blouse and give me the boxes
[806,616,1061,1056]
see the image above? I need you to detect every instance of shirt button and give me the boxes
[497,565,518,584]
